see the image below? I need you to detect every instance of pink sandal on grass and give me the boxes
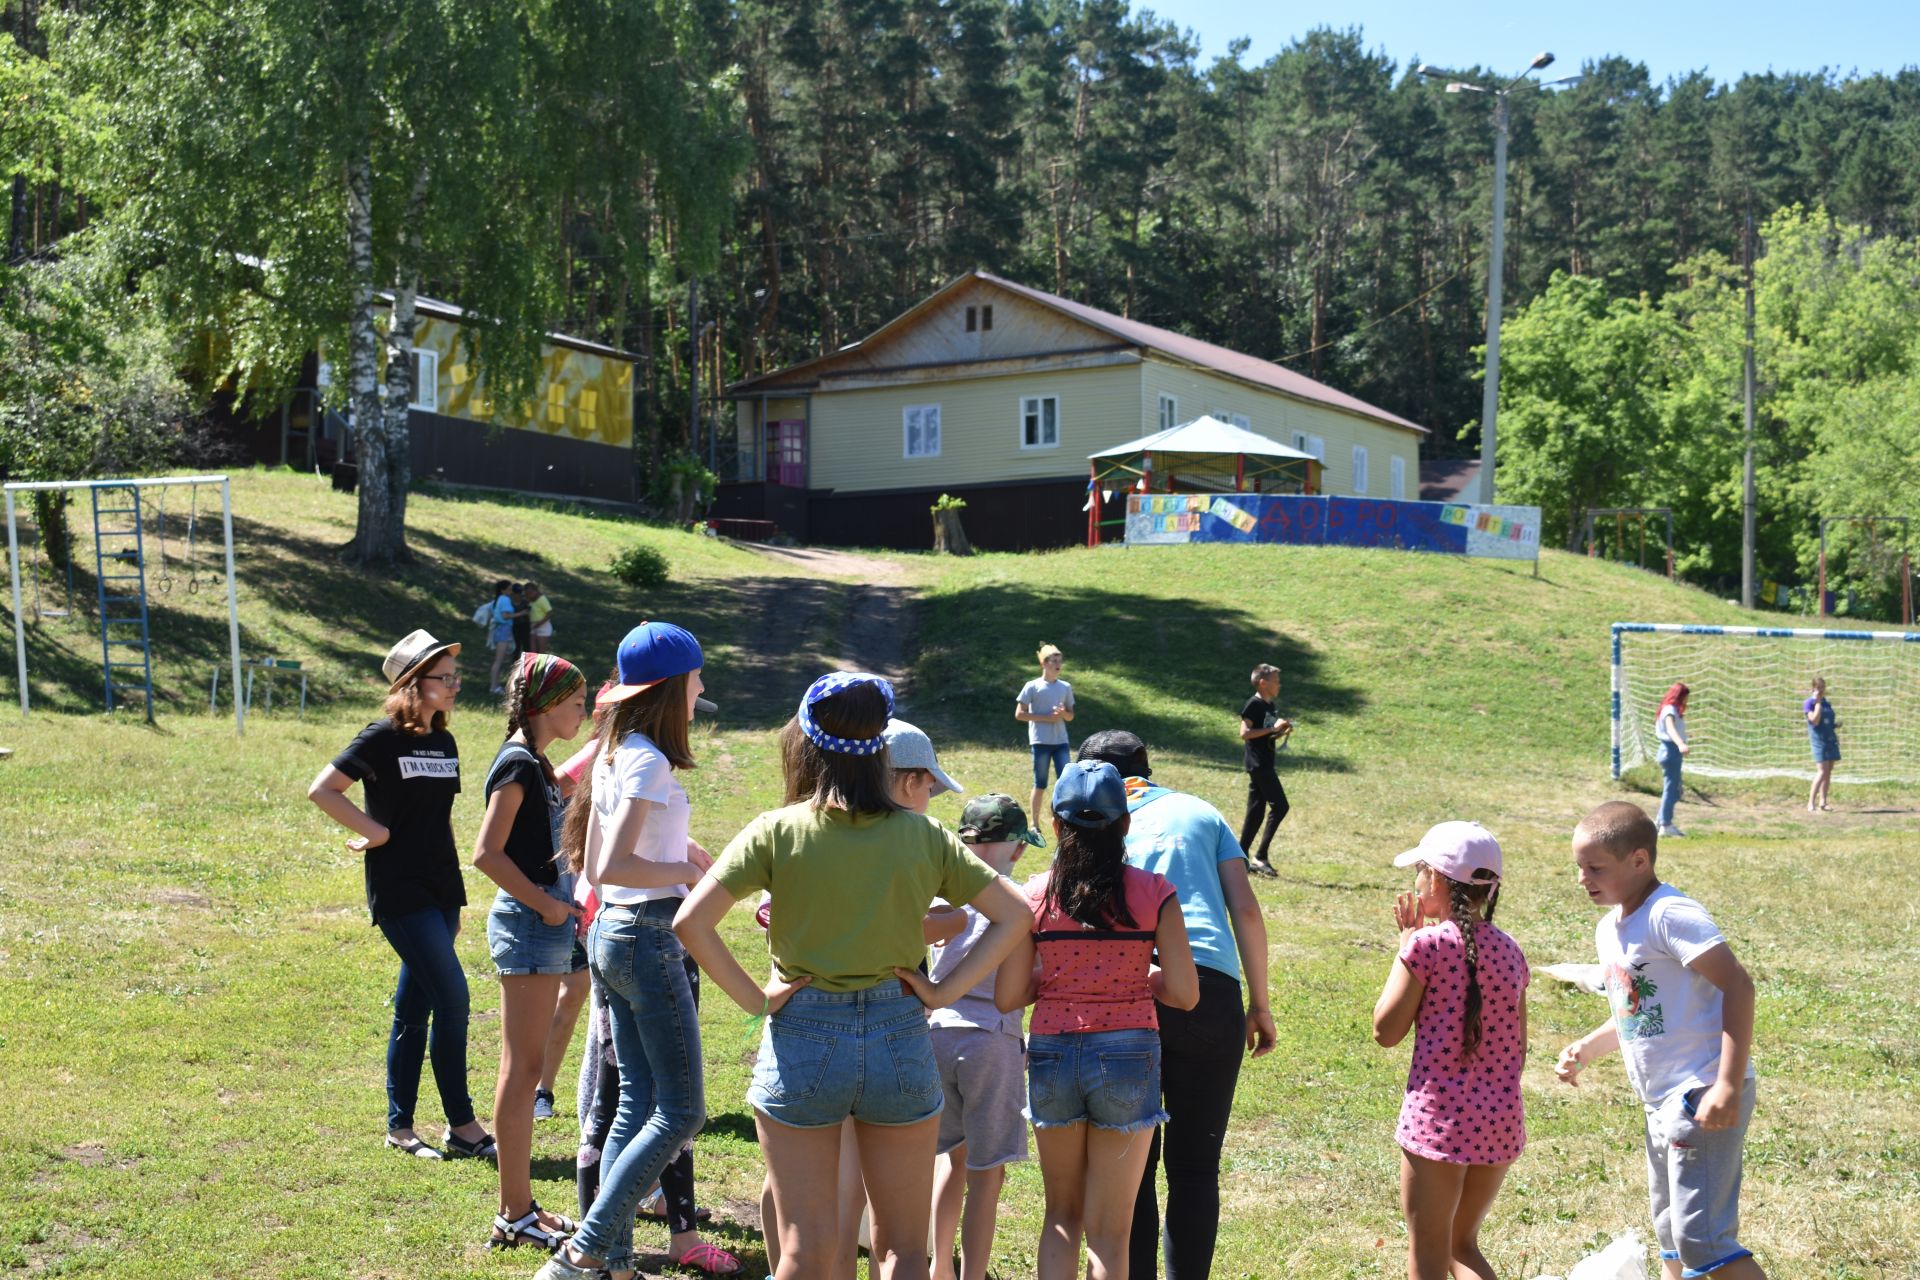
[667,1241,740,1275]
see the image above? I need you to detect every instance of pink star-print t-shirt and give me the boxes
[1395,918,1529,1166]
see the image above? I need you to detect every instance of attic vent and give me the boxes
[981,305,994,331]
[965,306,977,332]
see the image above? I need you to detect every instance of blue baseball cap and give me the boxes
[1051,760,1128,829]
[602,621,703,702]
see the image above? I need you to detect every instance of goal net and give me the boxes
[1612,622,1920,783]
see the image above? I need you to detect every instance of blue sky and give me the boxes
[1143,0,1920,85]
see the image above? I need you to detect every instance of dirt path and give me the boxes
[720,545,923,723]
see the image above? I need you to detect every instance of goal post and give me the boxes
[1611,622,1920,783]
[5,474,245,735]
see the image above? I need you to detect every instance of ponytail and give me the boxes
[1043,822,1134,930]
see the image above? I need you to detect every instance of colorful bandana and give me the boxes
[519,652,585,717]
[797,671,895,755]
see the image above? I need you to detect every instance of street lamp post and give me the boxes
[1418,53,1579,507]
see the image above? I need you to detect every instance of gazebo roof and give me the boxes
[1089,415,1318,462]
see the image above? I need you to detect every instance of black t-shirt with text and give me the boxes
[1241,694,1278,771]
[484,740,565,887]
[331,718,465,922]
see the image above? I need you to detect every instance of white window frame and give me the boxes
[1228,412,1251,429]
[903,403,942,459]
[1351,444,1370,495]
[1293,432,1326,462]
[1158,393,1178,431]
[1390,455,1406,500]
[1019,395,1060,450]
[409,348,439,413]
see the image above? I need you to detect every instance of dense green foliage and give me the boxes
[1495,206,1920,609]
[608,541,673,589]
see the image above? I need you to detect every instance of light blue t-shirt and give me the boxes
[1121,781,1245,981]
[491,594,516,627]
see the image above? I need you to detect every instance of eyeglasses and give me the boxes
[420,673,462,688]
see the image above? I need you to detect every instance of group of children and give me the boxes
[312,623,1770,1280]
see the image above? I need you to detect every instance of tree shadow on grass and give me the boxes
[907,583,1366,770]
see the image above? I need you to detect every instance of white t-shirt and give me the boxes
[1656,705,1686,745]
[927,895,1024,1038]
[1595,883,1754,1104]
[1017,677,1075,746]
[585,731,691,905]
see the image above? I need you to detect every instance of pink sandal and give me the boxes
[667,1241,740,1275]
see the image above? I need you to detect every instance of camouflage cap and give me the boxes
[957,793,1045,847]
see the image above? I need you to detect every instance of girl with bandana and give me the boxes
[475,652,590,1252]
[675,672,1030,1280]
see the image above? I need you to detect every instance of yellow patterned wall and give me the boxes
[416,315,635,449]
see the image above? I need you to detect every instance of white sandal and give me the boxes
[489,1201,575,1253]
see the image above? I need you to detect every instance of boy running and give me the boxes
[1238,663,1291,877]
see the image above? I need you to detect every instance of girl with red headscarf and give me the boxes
[1653,683,1690,836]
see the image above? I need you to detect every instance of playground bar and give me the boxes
[5,475,244,735]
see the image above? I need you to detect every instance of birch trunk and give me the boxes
[343,149,402,563]
[373,167,431,564]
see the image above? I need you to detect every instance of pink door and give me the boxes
[769,419,806,488]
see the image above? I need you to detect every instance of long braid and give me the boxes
[1449,877,1484,1062]
[502,664,556,786]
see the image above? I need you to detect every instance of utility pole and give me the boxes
[1478,94,1510,507]
[1741,211,1758,610]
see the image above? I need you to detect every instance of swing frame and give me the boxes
[5,474,246,735]
[1583,507,1675,578]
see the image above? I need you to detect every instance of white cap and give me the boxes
[882,718,964,797]
[1392,820,1503,883]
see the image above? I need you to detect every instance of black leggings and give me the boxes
[1131,966,1246,1280]
[578,954,703,1235]
[1238,765,1289,860]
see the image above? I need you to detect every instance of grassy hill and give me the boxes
[1,469,1914,1278]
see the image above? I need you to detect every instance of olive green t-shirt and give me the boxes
[713,803,999,992]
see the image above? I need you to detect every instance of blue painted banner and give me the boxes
[1124,493,1541,561]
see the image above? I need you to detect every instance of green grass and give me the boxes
[2,470,1916,1278]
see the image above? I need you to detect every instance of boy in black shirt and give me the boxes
[1238,663,1291,876]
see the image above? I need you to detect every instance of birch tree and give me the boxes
[60,0,738,563]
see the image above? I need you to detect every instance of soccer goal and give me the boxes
[1611,622,1920,783]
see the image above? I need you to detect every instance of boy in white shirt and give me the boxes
[1557,800,1767,1280]
[1016,643,1075,825]
[928,793,1042,1280]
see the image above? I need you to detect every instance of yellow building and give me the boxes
[722,271,1427,548]
[286,295,638,503]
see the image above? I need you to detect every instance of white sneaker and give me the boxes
[1659,825,1685,837]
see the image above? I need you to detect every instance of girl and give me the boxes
[526,582,555,654]
[1804,676,1840,812]
[535,622,728,1280]
[675,672,1028,1280]
[1372,821,1528,1280]
[1016,643,1075,826]
[1653,682,1690,837]
[488,579,521,695]
[987,759,1198,1280]
[474,653,589,1250]
[306,629,494,1160]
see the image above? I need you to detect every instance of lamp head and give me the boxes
[1530,50,1555,70]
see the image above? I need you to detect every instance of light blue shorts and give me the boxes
[1026,1029,1167,1132]
[748,982,944,1130]
[486,887,576,976]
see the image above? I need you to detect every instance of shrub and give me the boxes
[609,543,670,588]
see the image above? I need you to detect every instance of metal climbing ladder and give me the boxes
[89,484,155,721]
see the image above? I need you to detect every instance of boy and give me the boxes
[1558,800,1767,1280]
[1016,644,1075,825]
[928,794,1042,1280]
[1238,663,1292,876]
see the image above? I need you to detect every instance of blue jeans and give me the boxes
[573,900,706,1272]
[375,905,475,1132]
[1032,742,1071,789]
[1657,741,1684,828]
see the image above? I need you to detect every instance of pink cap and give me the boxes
[1392,820,1502,883]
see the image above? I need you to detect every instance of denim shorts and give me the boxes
[1031,742,1071,789]
[1026,1029,1167,1132]
[486,886,576,976]
[748,981,944,1130]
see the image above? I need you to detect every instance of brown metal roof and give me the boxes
[728,271,1427,436]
